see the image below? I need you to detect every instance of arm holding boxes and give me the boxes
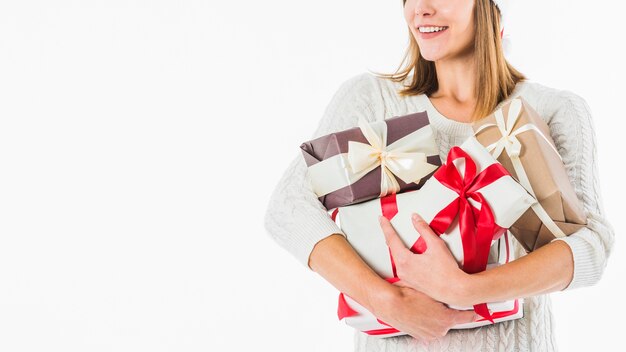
[263,75,387,314]
[466,93,614,299]
[381,211,575,308]
[264,74,477,340]
[379,94,615,310]
[543,92,615,291]
[457,239,575,306]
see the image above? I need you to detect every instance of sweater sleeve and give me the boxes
[546,91,616,291]
[263,73,379,271]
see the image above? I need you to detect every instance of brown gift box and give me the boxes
[472,97,587,252]
[300,111,441,210]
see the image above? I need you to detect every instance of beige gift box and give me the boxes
[472,97,587,252]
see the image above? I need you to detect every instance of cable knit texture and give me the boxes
[264,72,615,351]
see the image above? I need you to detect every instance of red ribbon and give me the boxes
[337,293,358,320]
[337,276,403,335]
[429,146,510,323]
[381,193,399,278]
[336,277,399,319]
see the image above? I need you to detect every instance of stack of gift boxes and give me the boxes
[299,97,587,338]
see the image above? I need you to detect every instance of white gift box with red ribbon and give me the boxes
[330,136,536,337]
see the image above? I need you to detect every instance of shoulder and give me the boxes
[516,80,592,126]
[335,71,417,101]
[313,73,385,135]
[327,72,404,122]
[337,71,424,120]
[334,72,381,97]
[517,81,598,163]
[324,72,384,117]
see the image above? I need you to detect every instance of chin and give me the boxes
[419,52,444,62]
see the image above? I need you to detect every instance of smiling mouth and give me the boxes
[417,26,449,34]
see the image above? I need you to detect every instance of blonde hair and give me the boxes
[371,0,526,122]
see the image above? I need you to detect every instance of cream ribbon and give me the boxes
[307,117,439,198]
[474,98,566,238]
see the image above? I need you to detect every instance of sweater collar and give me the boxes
[417,81,528,136]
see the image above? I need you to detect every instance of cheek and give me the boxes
[403,11,410,25]
[404,9,416,37]
[403,2,414,23]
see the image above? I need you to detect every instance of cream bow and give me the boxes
[474,98,566,238]
[476,98,562,161]
[347,117,438,197]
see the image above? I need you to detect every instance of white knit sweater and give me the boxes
[263,72,615,351]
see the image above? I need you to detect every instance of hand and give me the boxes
[371,280,480,343]
[378,213,470,307]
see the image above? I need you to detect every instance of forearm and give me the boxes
[457,240,574,307]
[309,233,396,315]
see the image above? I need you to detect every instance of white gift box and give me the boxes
[331,136,535,337]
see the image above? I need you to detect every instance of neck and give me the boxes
[432,52,476,105]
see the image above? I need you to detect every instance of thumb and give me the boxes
[379,215,412,260]
[453,310,483,325]
[411,213,441,246]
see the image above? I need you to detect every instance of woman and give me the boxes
[264,0,615,350]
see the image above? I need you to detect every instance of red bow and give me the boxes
[428,146,510,322]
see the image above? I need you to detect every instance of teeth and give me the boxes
[419,26,447,33]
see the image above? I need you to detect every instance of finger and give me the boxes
[411,213,441,246]
[453,309,482,325]
[379,216,412,261]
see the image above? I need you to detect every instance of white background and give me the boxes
[0,1,624,351]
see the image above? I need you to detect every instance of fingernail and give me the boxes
[412,213,421,221]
